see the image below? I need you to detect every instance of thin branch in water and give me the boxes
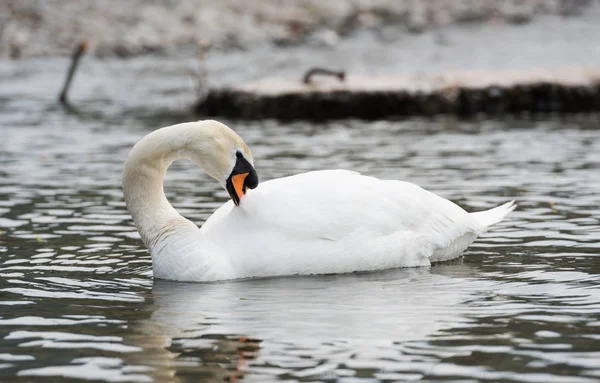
[194,39,211,101]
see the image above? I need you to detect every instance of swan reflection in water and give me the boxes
[124,261,489,381]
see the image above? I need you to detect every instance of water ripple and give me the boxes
[1,99,599,380]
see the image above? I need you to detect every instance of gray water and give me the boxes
[2,21,600,382]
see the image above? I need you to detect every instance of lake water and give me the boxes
[2,29,600,382]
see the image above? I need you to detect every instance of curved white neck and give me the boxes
[122,126,201,252]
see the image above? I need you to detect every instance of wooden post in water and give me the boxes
[59,41,88,104]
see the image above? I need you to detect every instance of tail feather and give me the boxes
[470,200,516,229]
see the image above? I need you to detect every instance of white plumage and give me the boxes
[123,120,515,282]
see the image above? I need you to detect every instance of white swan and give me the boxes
[123,120,515,282]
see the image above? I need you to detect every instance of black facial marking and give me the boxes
[244,168,259,191]
[225,152,259,206]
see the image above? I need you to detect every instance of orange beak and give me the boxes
[226,153,259,206]
[231,172,249,204]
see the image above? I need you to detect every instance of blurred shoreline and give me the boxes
[0,0,595,60]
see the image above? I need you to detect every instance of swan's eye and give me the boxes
[236,151,244,159]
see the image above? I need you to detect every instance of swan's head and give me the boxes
[187,120,259,206]
[125,120,258,207]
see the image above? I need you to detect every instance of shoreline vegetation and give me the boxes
[1,0,594,59]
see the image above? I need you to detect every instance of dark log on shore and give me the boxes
[194,69,600,120]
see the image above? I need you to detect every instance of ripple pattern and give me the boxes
[1,100,599,381]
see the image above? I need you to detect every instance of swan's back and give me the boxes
[198,170,503,280]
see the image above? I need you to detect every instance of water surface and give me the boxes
[1,29,600,382]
